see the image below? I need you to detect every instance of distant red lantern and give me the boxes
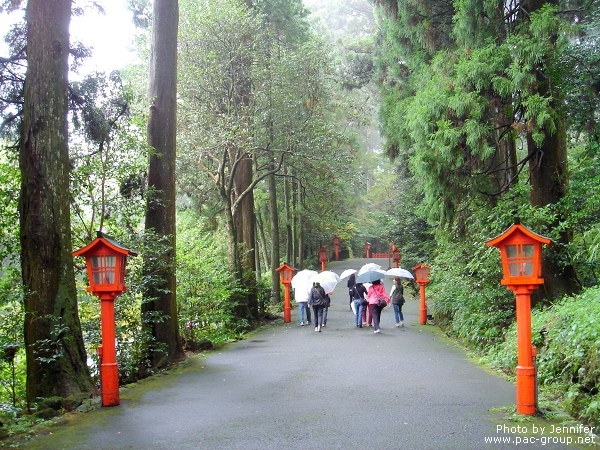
[412,262,430,325]
[392,243,401,268]
[332,236,341,261]
[318,248,328,271]
[276,263,295,323]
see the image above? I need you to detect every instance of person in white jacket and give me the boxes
[294,284,312,326]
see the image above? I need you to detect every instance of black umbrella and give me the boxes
[356,270,386,283]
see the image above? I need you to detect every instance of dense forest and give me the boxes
[0,0,599,439]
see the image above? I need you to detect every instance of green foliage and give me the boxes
[0,148,19,267]
[428,225,515,349]
[0,284,26,410]
[177,211,249,346]
[69,71,148,242]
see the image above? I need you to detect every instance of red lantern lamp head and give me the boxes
[392,249,401,262]
[332,236,340,246]
[318,248,328,262]
[276,263,295,285]
[73,231,138,295]
[412,262,430,284]
[486,222,552,286]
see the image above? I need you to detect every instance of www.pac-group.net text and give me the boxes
[484,424,597,446]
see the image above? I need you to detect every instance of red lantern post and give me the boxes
[318,248,328,271]
[364,242,371,258]
[276,263,295,323]
[73,232,137,407]
[412,262,430,325]
[332,236,341,261]
[392,243,401,268]
[486,222,552,415]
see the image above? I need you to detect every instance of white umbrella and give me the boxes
[311,271,341,294]
[339,269,357,280]
[291,269,318,290]
[385,267,415,280]
[358,263,382,276]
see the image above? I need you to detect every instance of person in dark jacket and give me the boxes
[352,282,368,328]
[308,282,327,332]
[347,273,356,310]
[390,276,406,328]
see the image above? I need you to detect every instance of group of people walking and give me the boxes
[347,273,406,333]
[294,278,331,332]
[294,273,406,333]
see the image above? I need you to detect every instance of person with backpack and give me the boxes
[390,276,406,328]
[308,282,327,332]
[352,282,368,328]
[347,273,357,310]
[366,279,390,333]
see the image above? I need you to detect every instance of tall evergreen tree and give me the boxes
[143,0,183,367]
[19,0,94,405]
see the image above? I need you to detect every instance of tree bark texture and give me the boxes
[143,0,182,366]
[234,156,258,319]
[20,0,94,406]
[523,0,580,298]
[268,170,281,305]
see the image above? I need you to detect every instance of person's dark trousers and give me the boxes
[370,304,382,331]
[312,305,325,330]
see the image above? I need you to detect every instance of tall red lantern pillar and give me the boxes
[276,263,295,323]
[73,231,137,407]
[318,248,328,271]
[486,222,552,415]
[364,242,371,258]
[412,262,430,325]
[332,236,341,261]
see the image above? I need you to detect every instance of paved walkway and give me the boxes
[22,259,593,449]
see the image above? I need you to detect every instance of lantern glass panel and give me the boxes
[281,269,292,283]
[119,255,127,285]
[506,244,535,277]
[90,255,116,285]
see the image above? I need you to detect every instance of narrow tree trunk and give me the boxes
[256,207,270,275]
[143,0,182,367]
[283,164,293,264]
[234,156,258,320]
[268,170,281,305]
[20,0,94,406]
[297,179,304,269]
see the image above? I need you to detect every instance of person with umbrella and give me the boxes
[356,269,387,327]
[291,269,317,326]
[366,278,390,333]
[347,273,357,310]
[294,284,312,326]
[351,282,368,328]
[389,276,406,328]
[308,282,328,332]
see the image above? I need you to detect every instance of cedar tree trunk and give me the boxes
[142,0,183,367]
[19,0,94,407]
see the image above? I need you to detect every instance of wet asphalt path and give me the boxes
[22,259,587,449]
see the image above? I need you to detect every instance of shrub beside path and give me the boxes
[21,259,595,449]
